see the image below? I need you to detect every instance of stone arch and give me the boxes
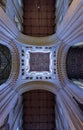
[0,41,20,90]
[0,44,11,85]
[57,43,70,85]
[57,43,83,103]
[17,81,59,95]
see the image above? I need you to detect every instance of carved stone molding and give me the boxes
[0,7,19,39]
[16,81,59,96]
[57,42,83,103]
[16,33,61,46]
[57,43,70,86]
[0,40,20,91]
[57,0,83,45]
[57,89,83,130]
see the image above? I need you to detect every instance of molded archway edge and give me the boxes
[57,43,70,85]
[16,33,60,46]
[16,81,59,95]
[0,40,20,91]
[0,44,11,85]
[57,43,83,103]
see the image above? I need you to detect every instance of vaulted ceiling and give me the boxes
[23,0,56,37]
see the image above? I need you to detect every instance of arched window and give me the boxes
[0,44,11,85]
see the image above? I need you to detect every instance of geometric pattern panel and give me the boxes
[22,90,55,130]
[23,0,56,36]
[30,52,50,71]
[21,46,57,80]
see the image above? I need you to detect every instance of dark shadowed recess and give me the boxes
[0,44,11,85]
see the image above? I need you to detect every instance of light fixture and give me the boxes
[37,0,40,10]
[38,6,40,9]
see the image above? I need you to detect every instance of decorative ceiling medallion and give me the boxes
[30,52,50,72]
[21,46,56,80]
[25,50,52,76]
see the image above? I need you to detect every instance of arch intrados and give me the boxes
[18,81,59,95]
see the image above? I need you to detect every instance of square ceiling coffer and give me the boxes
[21,46,56,80]
[30,52,50,72]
